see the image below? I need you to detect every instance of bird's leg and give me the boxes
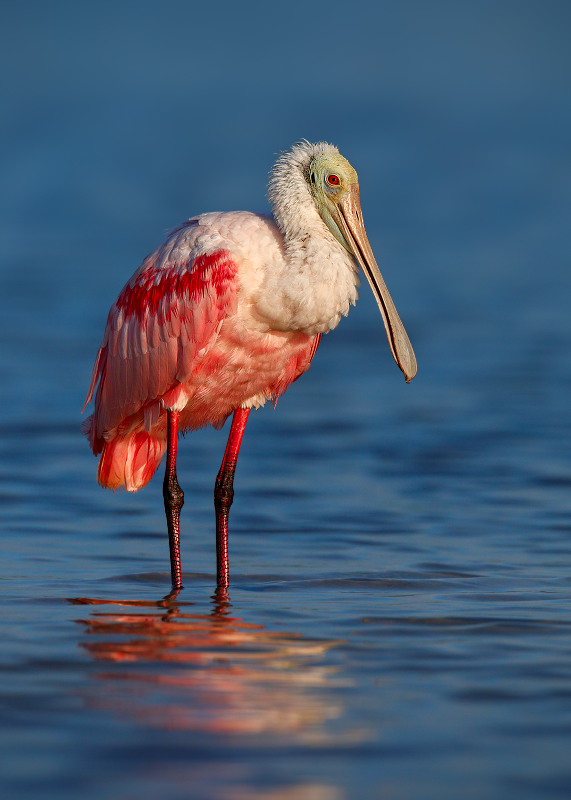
[214,407,250,587]
[163,409,184,590]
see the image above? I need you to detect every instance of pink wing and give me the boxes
[84,220,239,457]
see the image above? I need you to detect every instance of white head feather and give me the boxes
[268,140,339,242]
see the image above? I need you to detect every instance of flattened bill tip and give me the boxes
[333,192,417,384]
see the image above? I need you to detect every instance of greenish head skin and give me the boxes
[307,153,359,253]
[305,148,417,384]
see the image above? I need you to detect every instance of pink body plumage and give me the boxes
[83,212,321,492]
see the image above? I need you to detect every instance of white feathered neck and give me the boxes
[259,141,360,335]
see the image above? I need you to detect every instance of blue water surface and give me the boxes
[1,2,571,799]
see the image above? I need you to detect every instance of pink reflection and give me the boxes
[69,590,356,743]
[221,784,345,800]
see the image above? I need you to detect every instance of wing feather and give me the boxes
[84,220,240,450]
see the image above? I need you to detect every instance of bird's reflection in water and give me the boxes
[221,785,345,800]
[69,588,356,745]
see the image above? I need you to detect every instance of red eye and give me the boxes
[327,174,340,186]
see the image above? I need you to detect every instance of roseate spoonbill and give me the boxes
[83,141,416,590]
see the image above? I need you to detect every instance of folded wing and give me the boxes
[84,221,240,458]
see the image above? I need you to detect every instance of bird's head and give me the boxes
[307,150,417,384]
[269,142,417,383]
[306,153,359,252]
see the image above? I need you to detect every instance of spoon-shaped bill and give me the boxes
[333,185,417,383]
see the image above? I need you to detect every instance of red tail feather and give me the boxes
[97,430,166,492]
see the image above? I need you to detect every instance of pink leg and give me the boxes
[214,407,250,587]
[163,410,184,590]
